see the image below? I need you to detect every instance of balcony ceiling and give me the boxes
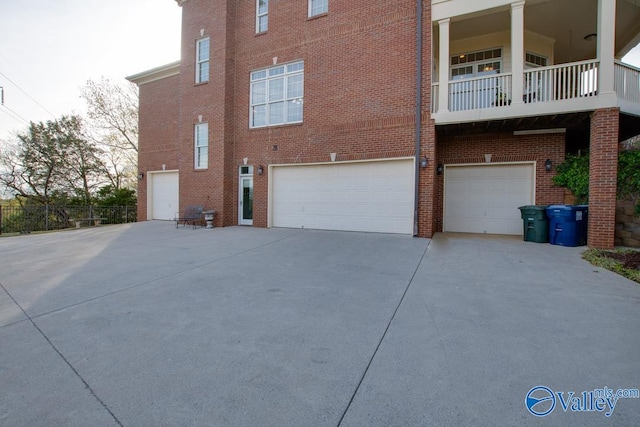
[435,111,640,143]
[448,0,640,63]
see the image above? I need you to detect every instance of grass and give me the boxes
[583,248,640,284]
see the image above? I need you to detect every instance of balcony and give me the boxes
[431,0,640,126]
[431,59,640,123]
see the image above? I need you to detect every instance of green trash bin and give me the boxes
[518,205,549,243]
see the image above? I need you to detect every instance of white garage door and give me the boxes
[151,172,179,220]
[444,163,534,235]
[271,159,414,234]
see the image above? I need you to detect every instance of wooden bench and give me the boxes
[72,218,106,228]
[175,205,204,229]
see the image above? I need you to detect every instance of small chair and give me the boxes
[175,205,204,229]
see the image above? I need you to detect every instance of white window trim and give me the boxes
[525,52,548,69]
[195,37,210,84]
[194,123,208,169]
[256,0,268,33]
[450,47,503,79]
[249,61,304,129]
[308,0,328,17]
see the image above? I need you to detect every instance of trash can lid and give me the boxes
[546,204,573,211]
[518,205,547,211]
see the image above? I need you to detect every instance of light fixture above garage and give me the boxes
[420,156,428,168]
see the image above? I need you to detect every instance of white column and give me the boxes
[438,18,450,113]
[510,1,525,105]
[597,0,616,94]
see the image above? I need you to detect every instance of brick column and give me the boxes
[418,118,437,237]
[588,108,619,249]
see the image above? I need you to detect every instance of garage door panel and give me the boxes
[272,159,414,234]
[151,172,178,221]
[444,164,534,235]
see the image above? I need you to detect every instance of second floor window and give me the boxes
[309,0,328,17]
[256,0,268,33]
[450,48,502,80]
[195,123,208,169]
[196,38,210,83]
[250,61,304,128]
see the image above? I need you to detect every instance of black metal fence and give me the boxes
[0,205,137,235]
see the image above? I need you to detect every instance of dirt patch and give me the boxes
[602,251,640,270]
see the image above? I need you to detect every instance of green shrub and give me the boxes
[552,150,640,215]
[552,154,590,204]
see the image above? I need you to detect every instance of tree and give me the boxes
[0,115,105,205]
[81,77,139,189]
[95,185,137,206]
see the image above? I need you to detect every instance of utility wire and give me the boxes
[0,105,30,125]
[0,70,56,118]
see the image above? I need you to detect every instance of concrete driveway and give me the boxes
[1,222,639,426]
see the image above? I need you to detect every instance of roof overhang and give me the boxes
[126,61,181,86]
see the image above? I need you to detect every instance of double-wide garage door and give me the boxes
[271,159,414,234]
[444,163,534,235]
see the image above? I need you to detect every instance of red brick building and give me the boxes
[128,0,640,249]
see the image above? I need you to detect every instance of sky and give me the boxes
[0,0,182,142]
[0,1,639,143]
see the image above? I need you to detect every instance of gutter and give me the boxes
[413,0,423,236]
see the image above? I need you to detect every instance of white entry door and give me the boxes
[239,166,253,225]
[444,163,534,235]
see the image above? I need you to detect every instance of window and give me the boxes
[194,123,208,169]
[196,38,210,83]
[450,48,502,79]
[256,0,268,33]
[250,61,304,128]
[309,0,328,17]
[525,52,548,68]
[449,48,503,111]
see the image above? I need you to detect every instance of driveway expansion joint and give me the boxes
[336,239,431,426]
[0,282,124,427]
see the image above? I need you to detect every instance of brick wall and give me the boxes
[139,1,438,234]
[174,0,236,227]
[589,108,620,249]
[433,131,566,232]
[199,0,430,229]
[137,74,180,221]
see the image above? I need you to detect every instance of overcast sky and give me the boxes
[1,1,639,143]
[0,0,181,142]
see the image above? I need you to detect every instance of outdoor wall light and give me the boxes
[545,159,553,172]
[420,156,428,168]
[138,172,144,180]
[257,165,264,175]
[437,163,444,175]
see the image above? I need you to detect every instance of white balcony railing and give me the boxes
[430,59,639,116]
[448,73,512,112]
[615,60,640,104]
[523,59,599,103]
[432,82,439,113]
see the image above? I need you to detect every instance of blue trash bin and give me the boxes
[546,205,589,246]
